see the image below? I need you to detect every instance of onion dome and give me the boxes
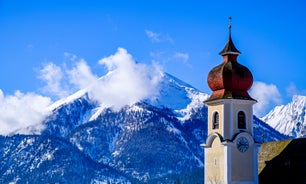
[206,21,255,102]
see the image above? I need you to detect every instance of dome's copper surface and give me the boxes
[206,34,255,102]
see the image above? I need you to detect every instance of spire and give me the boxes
[219,17,241,56]
[228,16,232,37]
[206,16,255,102]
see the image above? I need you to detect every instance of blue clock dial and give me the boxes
[236,137,249,152]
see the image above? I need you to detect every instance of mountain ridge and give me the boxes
[262,95,306,138]
[0,72,288,183]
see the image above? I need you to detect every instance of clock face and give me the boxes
[236,137,249,152]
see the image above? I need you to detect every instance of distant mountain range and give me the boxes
[262,95,306,138]
[0,73,289,183]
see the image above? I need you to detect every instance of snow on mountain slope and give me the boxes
[0,135,130,183]
[47,88,89,111]
[152,74,209,121]
[149,73,209,109]
[0,71,288,183]
[262,95,306,137]
[253,116,291,142]
[37,72,208,183]
[48,72,209,123]
[67,102,206,182]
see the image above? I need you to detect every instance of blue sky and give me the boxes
[0,0,306,118]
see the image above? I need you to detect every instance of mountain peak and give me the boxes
[292,95,306,104]
[47,72,210,122]
[0,72,287,183]
[262,95,306,137]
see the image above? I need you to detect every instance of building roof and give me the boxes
[219,32,241,56]
[205,28,255,102]
[258,140,291,174]
[258,138,306,183]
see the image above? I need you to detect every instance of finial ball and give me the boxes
[228,16,232,29]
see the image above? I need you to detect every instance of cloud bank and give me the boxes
[38,48,163,111]
[250,81,282,117]
[0,90,52,135]
[61,48,163,110]
[0,47,163,135]
[93,48,163,110]
[38,62,69,98]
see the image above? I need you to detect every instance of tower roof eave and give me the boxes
[204,90,257,103]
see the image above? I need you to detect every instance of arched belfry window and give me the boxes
[238,111,246,129]
[212,112,219,129]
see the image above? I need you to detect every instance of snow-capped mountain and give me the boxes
[262,95,306,138]
[0,73,288,183]
[0,135,129,183]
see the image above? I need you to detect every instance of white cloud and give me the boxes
[39,48,163,111]
[95,47,163,110]
[286,82,306,97]
[0,90,52,135]
[173,52,191,67]
[0,47,163,136]
[145,29,173,44]
[38,62,69,98]
[145,30,161,43]
[150,51,191,69]
[67,59,98,90]
[64,52,78,62]
[173,52,189,62]
[250,81,282,117]
[38,57,98,99]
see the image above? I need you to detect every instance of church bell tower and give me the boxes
[203,18,259,184]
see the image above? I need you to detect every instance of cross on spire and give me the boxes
[219,16,241,56]
[228,16,232,36]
